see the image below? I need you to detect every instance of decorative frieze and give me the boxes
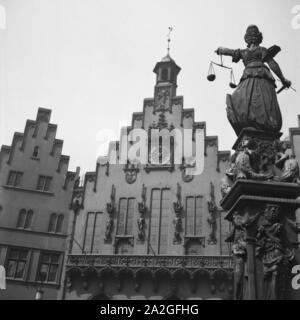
[67,254,233,271]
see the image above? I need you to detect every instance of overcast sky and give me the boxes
[0,0,299,174]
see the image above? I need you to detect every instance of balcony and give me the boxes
[66,254,233,275]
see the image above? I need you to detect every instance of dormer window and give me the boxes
[32,146,39,158]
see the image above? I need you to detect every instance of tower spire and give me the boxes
[167,27,173,55]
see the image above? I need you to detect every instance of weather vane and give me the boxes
[167,27,173,54]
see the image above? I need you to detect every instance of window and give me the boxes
[37,175,52,191]
[37,252,60,283]
[48,213,64,233]
[148,189,170,255]
[83,212,102,253]
[149,136,174,166]
[161,68,169,81]
[7,171,23,187]
[17,209,33,229]
[185,196,203,236]
[48,214,56,232]
[6,248,29,279]
[32,146,39,158]
[170,69,175,82]
[116,198,135,236]
[56,215,64,233]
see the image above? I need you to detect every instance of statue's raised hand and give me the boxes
[215,47,222,55]
[281,78,292,88]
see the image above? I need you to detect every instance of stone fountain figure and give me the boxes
[218,25,300,300]
[215,25,291,136]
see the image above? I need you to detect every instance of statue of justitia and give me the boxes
[215,25,291,135]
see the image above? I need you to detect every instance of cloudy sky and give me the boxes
[0,0,299,174]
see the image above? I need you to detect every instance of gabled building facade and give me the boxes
[0,108,79,300]
[64,54,235,300]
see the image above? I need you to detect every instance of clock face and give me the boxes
[150,146,170,165]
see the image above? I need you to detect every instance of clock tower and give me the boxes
[152,53,181,114]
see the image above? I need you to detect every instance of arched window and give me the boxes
[17,209,26,228]
[48,213,57,232]
[17,209,33,229]
[25,210,33,229]
[48,213,64,233]
[56,214,64,233]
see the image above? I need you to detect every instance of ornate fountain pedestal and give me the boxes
[220,129,300,300]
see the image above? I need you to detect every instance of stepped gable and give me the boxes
[0,107,78,190]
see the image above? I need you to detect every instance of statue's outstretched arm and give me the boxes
[267,58,291,87]
[215,47,235,56]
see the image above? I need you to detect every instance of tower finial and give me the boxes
[167,27,173,55]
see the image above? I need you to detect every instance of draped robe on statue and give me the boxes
[226,46,282,135]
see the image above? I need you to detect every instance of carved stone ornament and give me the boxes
[255,204,295,300]
[225,211,247,300]
[137,184,147,241]
[221,136,300,198]
[173,213,183,244]
[99,158,110,176]
[104,216,114,242]
[138,184,147,214]
[154,87,171,113]
[225,202,296,300]
[123,163,139,184]
[173,183,183,244]
[137,215,146,242]
[207,182,218,245]
[148,112,171,131]
[105,185,116,241]
[180,158,195,183]
[181,169,194,183]
[173,183,183,213]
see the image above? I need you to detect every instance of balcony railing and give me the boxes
[67,254,233,271]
